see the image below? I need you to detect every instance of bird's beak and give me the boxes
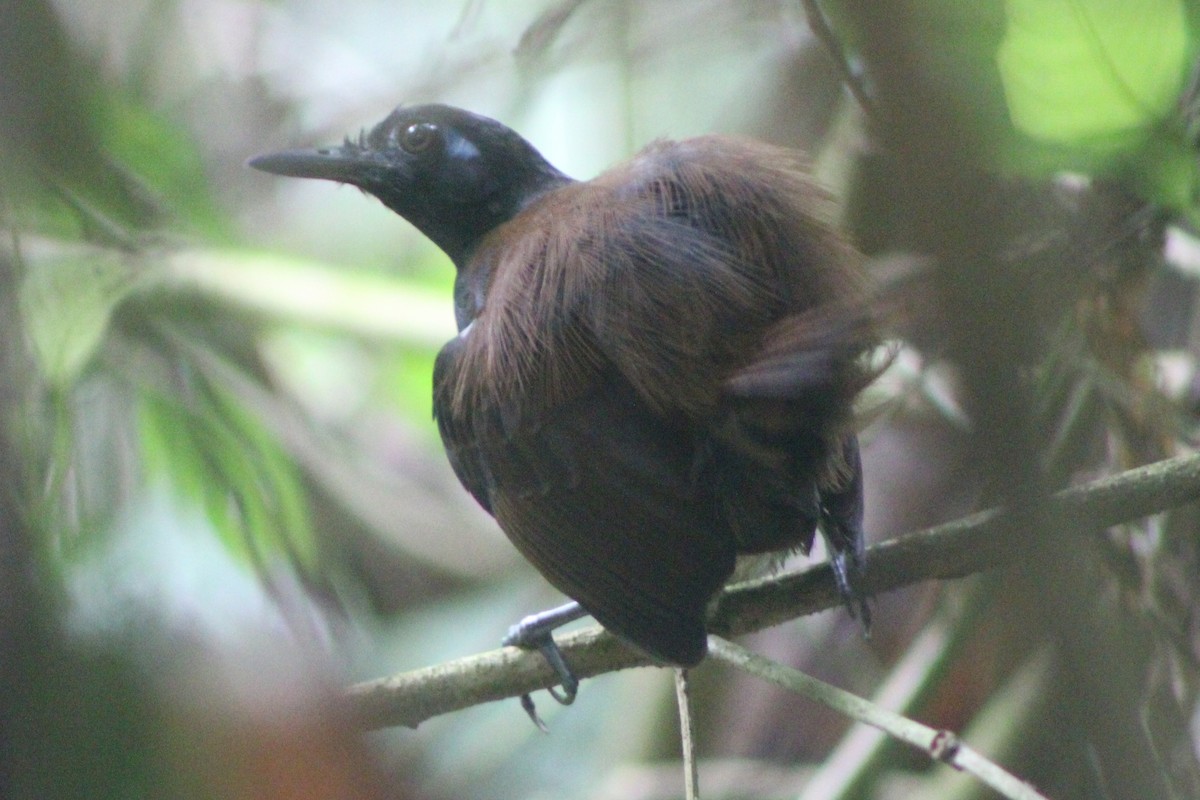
[247,143,388,187]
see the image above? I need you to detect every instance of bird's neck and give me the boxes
[449,172,573,267]
[446,172,574,331]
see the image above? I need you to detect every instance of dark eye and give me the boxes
[400,122,438,154]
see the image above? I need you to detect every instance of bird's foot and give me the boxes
[503,602,588,728]
[828,549,872,635]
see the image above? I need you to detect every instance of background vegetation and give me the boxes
[2,1,1199,798]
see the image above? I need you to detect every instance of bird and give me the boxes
[250,104,878,696]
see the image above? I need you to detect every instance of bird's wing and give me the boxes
[435,344,735,665]
[487,375,736,666]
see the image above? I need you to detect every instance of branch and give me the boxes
[799,0,875,119]
[348,453,1200,730]
[707,637,1051,800]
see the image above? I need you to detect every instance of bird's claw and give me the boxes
[510,633,578,729]
[519,693,549,733]
[533,632,579,705]
[503,602,587,727]
[830,550,872,634]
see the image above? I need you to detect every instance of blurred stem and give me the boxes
[164,249,453,346]
[799,0,875,118]
[616,0,637,154]
[707,637,1049,800]
[41,392,75,546]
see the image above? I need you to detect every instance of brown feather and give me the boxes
[449,135,867,423]
[433,133,877,660]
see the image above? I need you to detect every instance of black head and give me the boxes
[249,104,572,267]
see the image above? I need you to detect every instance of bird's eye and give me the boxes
[400,122,439,154]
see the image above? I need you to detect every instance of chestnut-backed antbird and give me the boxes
[250,104,877,697]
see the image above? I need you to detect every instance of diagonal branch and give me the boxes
[348,453,1200,730]
[707,637,1051,800]
[799,0,876,119]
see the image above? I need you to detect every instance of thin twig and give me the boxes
[675,668,700,800]
[920,648,1057,798]
[707,637,1050,800]
[797,586,987,799]
[347,453,1200,730]
[799,0,875,118]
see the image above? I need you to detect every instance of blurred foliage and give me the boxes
[1,0,1199,798]
[995,0,1200,210]
[998,1,1188,144]
[20,250,144,387]
[99,88,229,238]
[138,375,316,574]
[833,0,1200,209]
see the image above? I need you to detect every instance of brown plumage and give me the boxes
[250,105,877,668]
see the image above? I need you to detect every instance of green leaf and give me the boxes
[998,0,1189,144]
[99,91,229,239]
[20,251,143,387]
[137,375,316,574]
